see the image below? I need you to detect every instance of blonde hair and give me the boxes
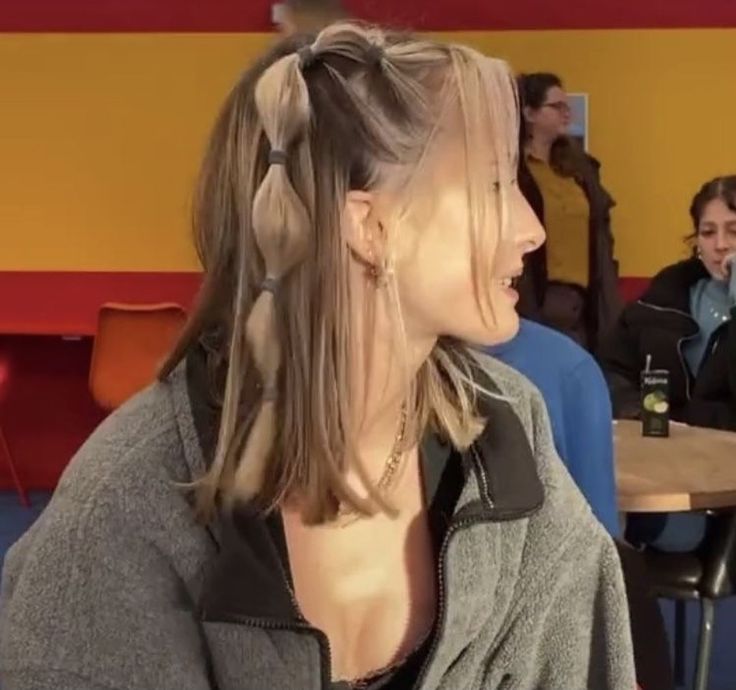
[162,22,520,524]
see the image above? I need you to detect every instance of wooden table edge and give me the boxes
[619,490,736,513]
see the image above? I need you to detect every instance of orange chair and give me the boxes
[89,303,187,411]
[0,350,29,506]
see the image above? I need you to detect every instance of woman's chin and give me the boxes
[467,311,520,349]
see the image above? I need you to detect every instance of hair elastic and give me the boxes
[268,149,287,166]
[297,45,316,69]
[366,43,384,66]
[261,276,279,294]
[262,385,278,403]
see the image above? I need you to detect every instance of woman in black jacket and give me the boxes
[600,175,736,552]
[516,73,621,351]
[600,175,736,432]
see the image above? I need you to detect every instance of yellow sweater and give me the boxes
[527,155,590,287]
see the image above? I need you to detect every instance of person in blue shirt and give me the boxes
[491,321,677,689]
[489,318,619,535]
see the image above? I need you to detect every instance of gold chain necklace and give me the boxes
[337,402,409,523]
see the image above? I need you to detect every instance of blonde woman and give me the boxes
[0,24,635,690]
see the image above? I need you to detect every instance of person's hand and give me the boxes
[726,252,736,303]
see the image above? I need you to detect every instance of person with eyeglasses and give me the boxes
[516,72,621,351]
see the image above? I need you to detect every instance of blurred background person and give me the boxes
[600,174,736,433]
[600,174,736,552]
[488,320,676,689]
[275,0,347,36]
[516,72,621,351]
[488,319,619,536]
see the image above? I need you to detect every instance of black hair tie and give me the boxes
[262,385,278,403]
[268,149,287,166]
[297,45,316,69]
[366,43,384,67]
[261,276,279,294]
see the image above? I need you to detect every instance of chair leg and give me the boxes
[674,599,686,687]
[0,425,29,507]
[693,598,715,690]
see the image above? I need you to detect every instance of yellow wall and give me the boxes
[0,33,272,271]
[442,30,736,277]
[1,30,734,274]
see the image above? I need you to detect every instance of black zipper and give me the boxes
[676,335,697,400]
[204,443,534,690]
[271,522,335,689]
[638,300,699,401]
[203,610,334,689]
[216,507,489,690]
[413,445,497,690]
[412,508,488,690]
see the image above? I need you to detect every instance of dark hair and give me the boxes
[517,72,586,179]
[689,175,736,230]
[518,72,562,110]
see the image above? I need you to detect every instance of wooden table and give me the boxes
[615,420,736,512]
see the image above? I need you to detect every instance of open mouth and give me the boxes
[500,277,520,289]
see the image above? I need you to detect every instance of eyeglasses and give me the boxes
[542,101,572,115]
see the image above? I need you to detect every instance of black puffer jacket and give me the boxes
[599,258,736,431]
[517,153,622,351]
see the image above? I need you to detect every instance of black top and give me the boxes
[337,444,462,690]
[599,258,736,431]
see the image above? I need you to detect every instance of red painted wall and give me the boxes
[1,0,735,32]
[0,337,105,491]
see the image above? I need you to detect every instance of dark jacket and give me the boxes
[0,355,635,690]
[517,152,622,351]
[599,258,736,431]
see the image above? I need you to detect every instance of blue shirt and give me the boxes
[487,320,620,536]
[684,277,732,376]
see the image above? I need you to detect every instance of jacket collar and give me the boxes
[639,258,709,313]
[185,345,544,625]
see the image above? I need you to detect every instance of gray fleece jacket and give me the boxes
[0,355,635,690]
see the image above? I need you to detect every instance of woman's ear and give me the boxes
[343,190,386,268]
[522,105,536,125]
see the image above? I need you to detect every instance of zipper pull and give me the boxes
[498,672,514,689]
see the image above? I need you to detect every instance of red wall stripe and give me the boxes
[0,270,650,339]
[0,270,651,491]
[1,0,735,32]
[0,271,200,337]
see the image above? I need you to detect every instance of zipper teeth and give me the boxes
[637,300,693,320]
[205,609,333,689]
[268,528,334,688]
[413,515,484,690]
[676,335,695,400]
[470,445,494,509]
[639,299,698,402]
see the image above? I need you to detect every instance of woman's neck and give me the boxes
[526,135,553,164]
[354,339,432,472]
[349,318,435,488]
